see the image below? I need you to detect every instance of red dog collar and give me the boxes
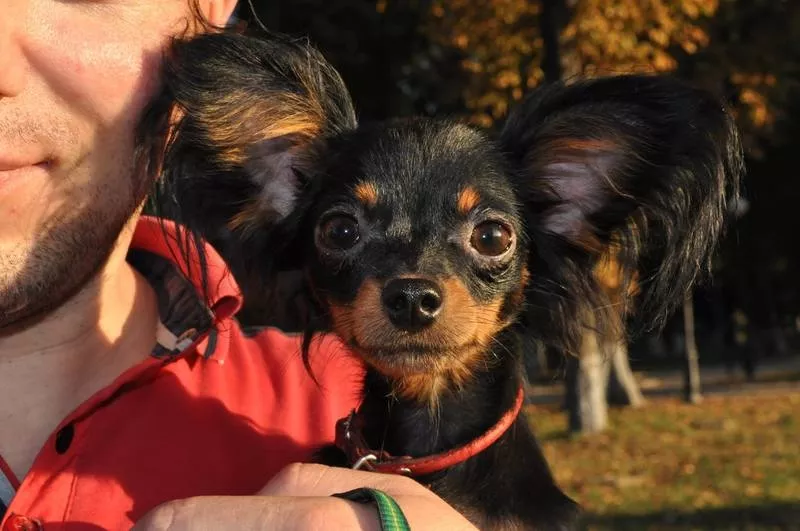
[334,386,526,477]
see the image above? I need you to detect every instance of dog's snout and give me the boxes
[381,278,443,331]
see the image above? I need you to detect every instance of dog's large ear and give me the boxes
[143,31,357,275]
[502,75,743,351]
[137,32,356,331]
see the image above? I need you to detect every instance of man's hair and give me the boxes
[137,0,250,305]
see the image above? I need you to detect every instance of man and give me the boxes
[0,1,475,529]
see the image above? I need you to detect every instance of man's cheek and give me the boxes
[34,5,188,127]
[38,39,162,126]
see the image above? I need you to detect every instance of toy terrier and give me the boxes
[141,31,742,530]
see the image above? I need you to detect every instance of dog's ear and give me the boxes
[144,32,356,268]
[502,75,743,350]
[137,32,356,330]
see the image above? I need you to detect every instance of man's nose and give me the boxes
[0,1,29,98]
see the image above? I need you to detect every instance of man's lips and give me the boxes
[0,144,54,169]
[0,153,44,171]
[0,160,51,192]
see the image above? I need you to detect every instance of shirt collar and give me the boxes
[130,216,244,361]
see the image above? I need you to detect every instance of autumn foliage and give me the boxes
[418,0,800,153]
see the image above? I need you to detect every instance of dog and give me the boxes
[139,30,743,530]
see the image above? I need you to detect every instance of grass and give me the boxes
[526,390,800,530]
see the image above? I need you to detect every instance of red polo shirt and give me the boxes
[0,217,363,531]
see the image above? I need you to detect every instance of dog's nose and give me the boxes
[381,278,443,331]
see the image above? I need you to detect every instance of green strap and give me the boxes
[333,488,411,531]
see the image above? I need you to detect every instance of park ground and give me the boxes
[525,360,800,530]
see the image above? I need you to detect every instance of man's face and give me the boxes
[0,1,215,327]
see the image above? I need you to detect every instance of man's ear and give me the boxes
[502,75,743,345]
[201,0,239,27]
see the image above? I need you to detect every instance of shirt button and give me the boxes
[3,514,43,531]
[55,423,75,454]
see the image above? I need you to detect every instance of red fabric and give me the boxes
[0,217,364,531]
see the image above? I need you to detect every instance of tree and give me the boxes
[607,338,645,407]
[682,293,703,404]
[595,252,646,409]
[677,0,800,154]
[243,0,455,121]
[565,314,611,434]
[560,0,717,78]
[422,0,720,127]
[565,249,646,434]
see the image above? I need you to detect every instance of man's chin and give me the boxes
[0,208,136,333]
[0,251,107,334]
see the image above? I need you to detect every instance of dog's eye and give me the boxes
[320,215,360,250]
[470,221,512,257]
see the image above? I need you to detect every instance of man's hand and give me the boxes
[132,463,478,530]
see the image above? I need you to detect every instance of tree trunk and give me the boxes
[541,0,620,433]
[758,266,789,358]
[566,327,610,434]
[607,339,645,407]
[709,286,728,355]
[522,335,547,382]
[683,293,703,404]
[540,0,566,83]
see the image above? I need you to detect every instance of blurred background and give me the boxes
[232,1,800,529]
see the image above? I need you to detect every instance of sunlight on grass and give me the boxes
[526,391,800,530]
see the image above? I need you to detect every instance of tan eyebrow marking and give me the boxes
[354,181,379,208]
[457,186,481,215]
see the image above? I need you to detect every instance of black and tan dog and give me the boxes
[141,31,742,530]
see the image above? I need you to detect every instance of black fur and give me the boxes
[141,31,743,531]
